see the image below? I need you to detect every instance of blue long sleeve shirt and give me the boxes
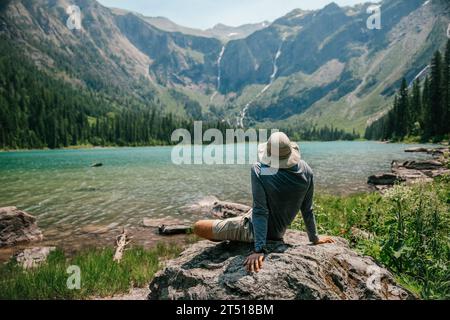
[250,161,319,252]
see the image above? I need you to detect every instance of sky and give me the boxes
[97,0,367,29]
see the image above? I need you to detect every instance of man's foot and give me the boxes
[313,236,335,245]
[193,220,215,240]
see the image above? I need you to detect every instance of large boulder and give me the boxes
[15,247,56,269]
[0,207,43,247]
[148,230,415,300]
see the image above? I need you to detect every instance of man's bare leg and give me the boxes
[193,220,216,241]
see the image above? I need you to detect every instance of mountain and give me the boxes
[205,22,270,41]
[140,15,270,41]
[1,0,449,136]
[216,0,450,130]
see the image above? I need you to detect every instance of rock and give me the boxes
[90,162,103,167]
[404,147,430,153]
[179,196,220,215]
[142,218,184,228]
[158,225,191,235]
[401,160,444,171]
[211,201,251,219]
[350,227,374,240]
[15,247,56,269]
[180,196,251,219]
[368,173,403,186]
[391,163,433,183]
[368,156,448,192]
[392,160,444,182]
[0,207,43,247]
[404,147,449,155]
[148,230,415,300]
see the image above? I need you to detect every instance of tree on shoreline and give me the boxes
[365,40,450,142]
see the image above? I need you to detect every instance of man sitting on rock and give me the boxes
[193,132,334,273]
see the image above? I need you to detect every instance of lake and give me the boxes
[0,141,436,251]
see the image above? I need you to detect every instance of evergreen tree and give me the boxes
[365,46,450,142]
[443,40,450,136]
[430,51,443,136]
[410,80,422,136]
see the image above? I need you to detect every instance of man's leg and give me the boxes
[193,212,253,243]
[193,220,216,241]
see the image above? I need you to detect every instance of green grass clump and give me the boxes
[0,243,181,300]
[292,176,450,299]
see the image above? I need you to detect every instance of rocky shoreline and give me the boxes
[368,146,449,192]
[1,146,447,300]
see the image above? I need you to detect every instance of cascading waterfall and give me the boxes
[210,45,226,103]
[238,41,284,128]
[408,65,430,88]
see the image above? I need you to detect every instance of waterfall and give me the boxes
[238,41,283,128]
[210,45,226,103]
[408,65,430,88]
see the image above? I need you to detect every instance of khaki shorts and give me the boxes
[211,210,254,243]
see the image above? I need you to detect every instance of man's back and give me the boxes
[251,160,319,252]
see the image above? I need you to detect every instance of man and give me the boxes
[193,132,334,273]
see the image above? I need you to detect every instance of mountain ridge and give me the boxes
[1,0,449,133]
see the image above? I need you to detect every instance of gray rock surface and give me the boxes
[210,201,251,219]
[0,207,43,247]
[180,196,251,219]
[369,149,449,192]
[148,230,415,300]
[15,247,56,269]
[405,146,449,155]
[367,173,404,186]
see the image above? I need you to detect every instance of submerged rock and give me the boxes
[90,162,103,167]
[142,218,184,228]
[148,230,415,300]
[15,247,56,269]
[0,207,43,247]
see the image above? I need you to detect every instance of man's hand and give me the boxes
[313,236,335,245]
[243,253,265,273]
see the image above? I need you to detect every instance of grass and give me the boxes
[1,179,448,300]
[292,176,450,299]
[0,243,182,300]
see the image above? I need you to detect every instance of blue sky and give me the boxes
[97,0,367,29]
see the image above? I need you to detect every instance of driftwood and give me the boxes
[113,229,131,263]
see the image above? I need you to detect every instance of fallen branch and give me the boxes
[113,229,131,263]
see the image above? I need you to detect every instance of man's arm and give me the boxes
[301,175,334,245]
[300,176,320,244]
[251,165,269,253]
[244,165,269,273]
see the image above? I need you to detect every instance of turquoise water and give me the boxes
[0,142,435,241]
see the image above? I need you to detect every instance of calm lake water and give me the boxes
[0,141,436,249]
